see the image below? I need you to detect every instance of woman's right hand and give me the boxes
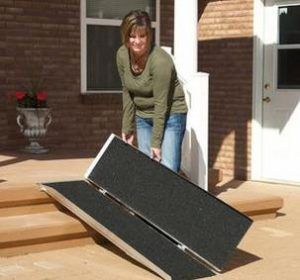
[151,147,161,162]
[122,133,134,146]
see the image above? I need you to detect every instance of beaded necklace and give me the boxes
[130,50,149,74]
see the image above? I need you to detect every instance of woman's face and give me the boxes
[128,27,148,57]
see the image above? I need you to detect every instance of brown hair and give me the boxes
[120,10,152,47]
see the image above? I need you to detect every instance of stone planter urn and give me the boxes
[16,107,52,154]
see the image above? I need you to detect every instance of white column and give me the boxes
[186,73,209,190]
[173,0,209,190]
[174,0,198,77]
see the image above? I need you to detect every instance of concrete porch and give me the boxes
[0,150,299,279]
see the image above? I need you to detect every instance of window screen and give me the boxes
[278,49,300,89]
[83,0,157,92]
[87,25,122,91]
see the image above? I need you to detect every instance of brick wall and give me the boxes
[1,0,252,180]
[0,1,174,152]
[198,0,253,179]
[0,0,123,152]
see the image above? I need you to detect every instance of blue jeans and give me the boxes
[136,113,187,173]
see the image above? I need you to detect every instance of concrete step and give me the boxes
[0,211,99,257]
[0,203,62,217]
[0,181,283,258]
[0,184,53,208]
[0,184,101,257]
[218,189,284,221]
[0,236,97,258]
[0,211,91,244]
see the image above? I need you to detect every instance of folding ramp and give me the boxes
[42,134,252,279]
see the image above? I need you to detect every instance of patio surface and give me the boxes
[0,149,300,279]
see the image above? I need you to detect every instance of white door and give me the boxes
[262,0,300,184]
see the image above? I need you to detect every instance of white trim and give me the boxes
[276,88,300,93]
[86,18,122,26]
[85,18,159,28]
[80,0,86,93]
[274,0,300,5]
[251,0,265,180]
[155,0,160,45]
[84,133,116,178]
[278,43,300,49]
[82,90,122,95]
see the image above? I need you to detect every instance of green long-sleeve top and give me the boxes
[116,45,187,148]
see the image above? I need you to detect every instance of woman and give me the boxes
[116,10,187,173]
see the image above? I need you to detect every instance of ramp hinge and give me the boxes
[177,244,187,251]
[98,188,107,195]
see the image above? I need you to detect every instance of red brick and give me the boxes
[199,0,253,179]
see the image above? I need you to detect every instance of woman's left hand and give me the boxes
[151,147,161,162]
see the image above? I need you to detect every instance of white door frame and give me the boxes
[251,0,265,181]
[251,0,300,181]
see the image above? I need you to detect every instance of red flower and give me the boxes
[36,91,47,101]
[15,91,26,100]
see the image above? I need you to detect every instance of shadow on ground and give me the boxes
[101,240,162,278]
[222,248,261,273]
[101,239,260,277]
[210,179,245,196]
[0,149,96,168]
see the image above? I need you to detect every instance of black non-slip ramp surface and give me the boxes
[85,134,252,271]
[42,180,214,280]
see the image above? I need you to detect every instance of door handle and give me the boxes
[263,96,271,103]
[264,83,271,90]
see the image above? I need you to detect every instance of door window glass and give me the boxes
[278,49,300,89]
[277,5,300,89]
[279,6,300,44]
